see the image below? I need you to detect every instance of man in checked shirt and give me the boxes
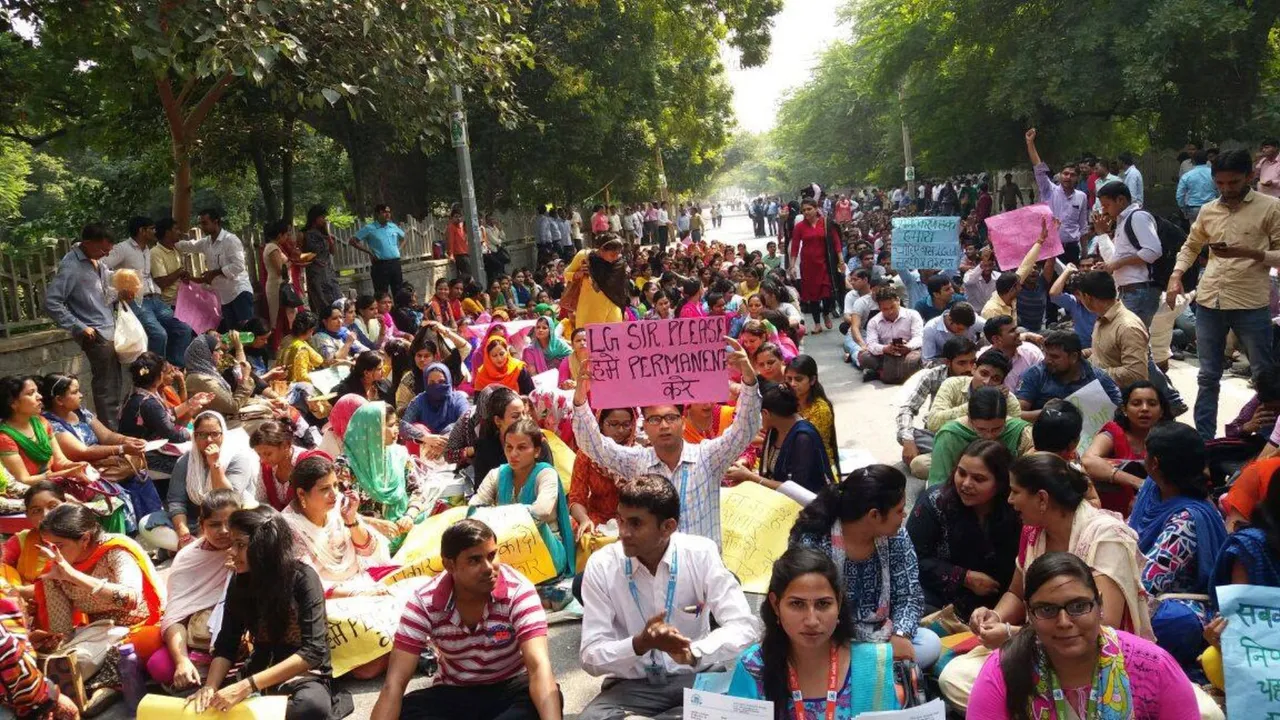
[571,336,761,550]
[896,336,978,474]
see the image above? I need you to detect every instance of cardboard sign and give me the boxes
[891,216,962,271]
[586,317,729,409]
[174,281,222,334]
[720,482,803,593]
[985,204,1063,271]
[1064,379,1117,448]
[1218,583,1280,717]
[383,505,557,587]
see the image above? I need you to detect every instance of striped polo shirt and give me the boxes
[392,564,547,686]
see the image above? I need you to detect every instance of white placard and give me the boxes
[682,688,773,719]
[856,699,947,720]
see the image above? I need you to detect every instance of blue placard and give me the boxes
[891,216,962,271]
[1218,583,1280,718]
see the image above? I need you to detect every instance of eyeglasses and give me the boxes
[644,413,683,426]
[603,420,633,431]
[1029,599,1097,621]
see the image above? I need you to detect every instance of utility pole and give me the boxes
[445,13,485,285]
[899,86,915,200]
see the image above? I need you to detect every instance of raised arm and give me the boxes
[1024,127,1044,168]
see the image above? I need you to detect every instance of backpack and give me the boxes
[1121,209,1186,287]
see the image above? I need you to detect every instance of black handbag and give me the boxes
[279,281,305,308]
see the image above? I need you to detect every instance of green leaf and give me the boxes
[320,87,341,105]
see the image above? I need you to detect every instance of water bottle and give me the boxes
[118,642,145,712]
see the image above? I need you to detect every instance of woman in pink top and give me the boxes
[967,552,1199,720]
[675,277,707,318]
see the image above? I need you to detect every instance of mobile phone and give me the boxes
[892,337,906,345]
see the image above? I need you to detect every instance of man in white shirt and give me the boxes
[979,314,1044,392]
[1119,152,1144,207]
[843,269,876,365]
[578,475,759,720]
[962,249,999,321]
[858,286,924,384]
[656,202,671,251]
[107,216,193,366]
[179,207,255,331]
[608,205,623,234]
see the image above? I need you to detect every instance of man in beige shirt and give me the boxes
[1167,148,1280,438]
[1078,270,1149,389]
[150,217,189,306]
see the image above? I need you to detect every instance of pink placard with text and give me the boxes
[586,317,729,409]
[174,281,222,334]
[985,204,1063,271]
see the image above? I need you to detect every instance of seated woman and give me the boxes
[787,355,838,472]
[281,453,390,598]
[790,465,942,669]
[190,506,344,720]
[342,401,425,536]
[350,294,387,349]
[907,439,1020,621]
[470,418,574,579]
[167,411,264,548]
[644,290,675,320]
[119,353,211,476]
[41,372,167,529]
[568,407,635,539]
[683,402,735,444]
[331,350,393,405]
[401,363,469,459]
[1128,423,1227,670]
[727,383,832,493]
[251,420,304,511]
[32,504,164,695]
[395,324,470,413]
[149,489,243,688]
[522,316,571,376]
[967,552,1204,720]
[280,311,341,383]
[310,305,364,364]
[318,394,366,458]
[751,342,787,387]
[0,481,64,598]
[557,328,589,390]
[463,387,534,486]
[928,387,1032,487]
[938,453,1153,713]
[727,545,901,716]
[184,333,257,425]
[474,336,535,394]
[1081,380,1169,515]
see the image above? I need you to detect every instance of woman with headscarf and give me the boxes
[401,363,469,459]
[183,333,256,424]
[166,411,264,549]
[557,327,589,390]
[521,316,572,375]
[342,402,422,533]
[563,237,629,329]
[473,335,535,394]
[311,303,368,362]
[318,394,365,458]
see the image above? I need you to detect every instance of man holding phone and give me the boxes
[1168,148,1280,439]
[859,286,925,384]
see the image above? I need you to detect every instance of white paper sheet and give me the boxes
[856,699,947,720]
[682,689,773,720]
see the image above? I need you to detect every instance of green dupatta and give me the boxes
[497,461,574,578]
[342,401,410,520]
[0,418,53,468]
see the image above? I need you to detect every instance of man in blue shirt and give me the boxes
[1119,151,1144,207]
[1015,330,1121,421]
[353,203,405,295]
[921,302,984,363]
[45,224,125,428]
[1175,150,1218,224]
[1048,261,1098,349]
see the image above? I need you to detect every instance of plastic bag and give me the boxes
[114,303,148,362]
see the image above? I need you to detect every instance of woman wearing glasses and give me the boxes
[167,411,265,549]
[966,552,1201,720]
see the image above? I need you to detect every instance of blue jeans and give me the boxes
[911,626,943,669]
[219,291,255,332]
[1119,284,1185,408]
[133,295,193,367]
[1193,305,1274,439]
[844,334,864,367]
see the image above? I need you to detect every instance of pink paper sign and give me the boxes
[174,281,222,334]
[586,317,729,409]
[985,204,1064,271]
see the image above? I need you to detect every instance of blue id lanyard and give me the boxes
[625,544,678,683]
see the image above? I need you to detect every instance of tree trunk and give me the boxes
[172,145,193,229]
[249,134,280,221]
[281,115,296,223]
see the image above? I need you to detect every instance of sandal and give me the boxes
[42,652,86,710]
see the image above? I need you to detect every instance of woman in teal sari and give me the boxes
[469,418,574,578]
[521,316,572,375]
[341,401,426,535]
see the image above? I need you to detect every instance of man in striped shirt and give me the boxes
[370,519,561,720]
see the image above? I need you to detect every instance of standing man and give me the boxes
[1169,148,1280,439]
[1256,139,1280,199]
[607,205,622,235]
[371,519,562,720]
[571,338,761,549]
[1176,150,1218,224]
[45,224,124,426]
[765,197,778,236]
[1119,152,1144,207]
[535,204,560,264]
[578,476,759,720]
[445,208,471,279]
[352,203,406,296]
[998,173,1024,212]
[656,201,671,251]
[590,204,610,240]
[556,207,575,262]
[107,215,193,367]
[1025,128,1089,263]
[179,208,255,331]
[150,217,189,309]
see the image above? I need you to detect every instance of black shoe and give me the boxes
[1170,350,1186,361]
[1171,400,1189,417]
[862,369,879,382]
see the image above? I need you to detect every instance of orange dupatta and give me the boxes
[473,336,527,391]
[34,535,164,632]
[15,530,48,584]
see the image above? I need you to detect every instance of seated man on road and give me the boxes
[371,519,562,720]
[578,476,759,720]
[977,314,1043,392]
[1016,330,1121,422]
[858,286,924,385]
[921,301,984,364]
[897,337,977,474]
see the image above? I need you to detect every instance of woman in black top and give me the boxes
[906,439,1021,621]
[190,506,347,720]
[331,350,394,405]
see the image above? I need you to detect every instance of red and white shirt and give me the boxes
[392,564,547,686]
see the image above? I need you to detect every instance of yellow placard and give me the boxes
[543,429,576,492]
[324,591,411,677]
[137,694,287,718]
[720,482,802,593]
[382,504,557,587]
